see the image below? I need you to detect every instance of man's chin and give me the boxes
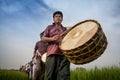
[56,22,62,24]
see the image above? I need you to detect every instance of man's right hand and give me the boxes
[51,35,60,41]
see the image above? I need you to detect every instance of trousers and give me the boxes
[45,54,70,80]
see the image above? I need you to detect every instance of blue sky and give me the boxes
[0,0,120,69]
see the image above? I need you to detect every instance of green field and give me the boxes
[0,66,120,80]
[0,69,28,80]
[71,66,120,80]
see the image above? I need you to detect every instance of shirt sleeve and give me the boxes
[42,26,50,37]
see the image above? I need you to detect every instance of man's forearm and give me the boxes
[41,36,53,42]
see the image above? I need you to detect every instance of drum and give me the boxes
[41,53,47,63]
[59,20,108,64]
[36,50,46,63]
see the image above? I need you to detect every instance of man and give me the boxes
[29,60,33,80]
[25,62,30,80]
[41,11,70,80]
[33,33,48,80]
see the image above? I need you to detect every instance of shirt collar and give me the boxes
[52,23,64,28]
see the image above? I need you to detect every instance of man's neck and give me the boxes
[54,23,61,28]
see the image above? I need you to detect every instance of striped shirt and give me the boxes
[42,23,66,56]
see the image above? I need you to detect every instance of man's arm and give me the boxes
[41,35,60,42]
[34,42,38,54]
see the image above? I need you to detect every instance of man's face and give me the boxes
[53,14,63,24]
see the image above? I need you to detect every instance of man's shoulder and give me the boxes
[35,41,41,45]
[36,40,47,44]
[44,24,55,31]
[36,40,43,43]
[47,24,54,28]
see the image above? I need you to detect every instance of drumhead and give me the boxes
[41,53,46,63]
[60,21,98,50]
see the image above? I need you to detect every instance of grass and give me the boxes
[70,66,120,80]
[0,66,120,80]
[0,69,28,80]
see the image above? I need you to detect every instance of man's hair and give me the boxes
[53,11,63,18]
